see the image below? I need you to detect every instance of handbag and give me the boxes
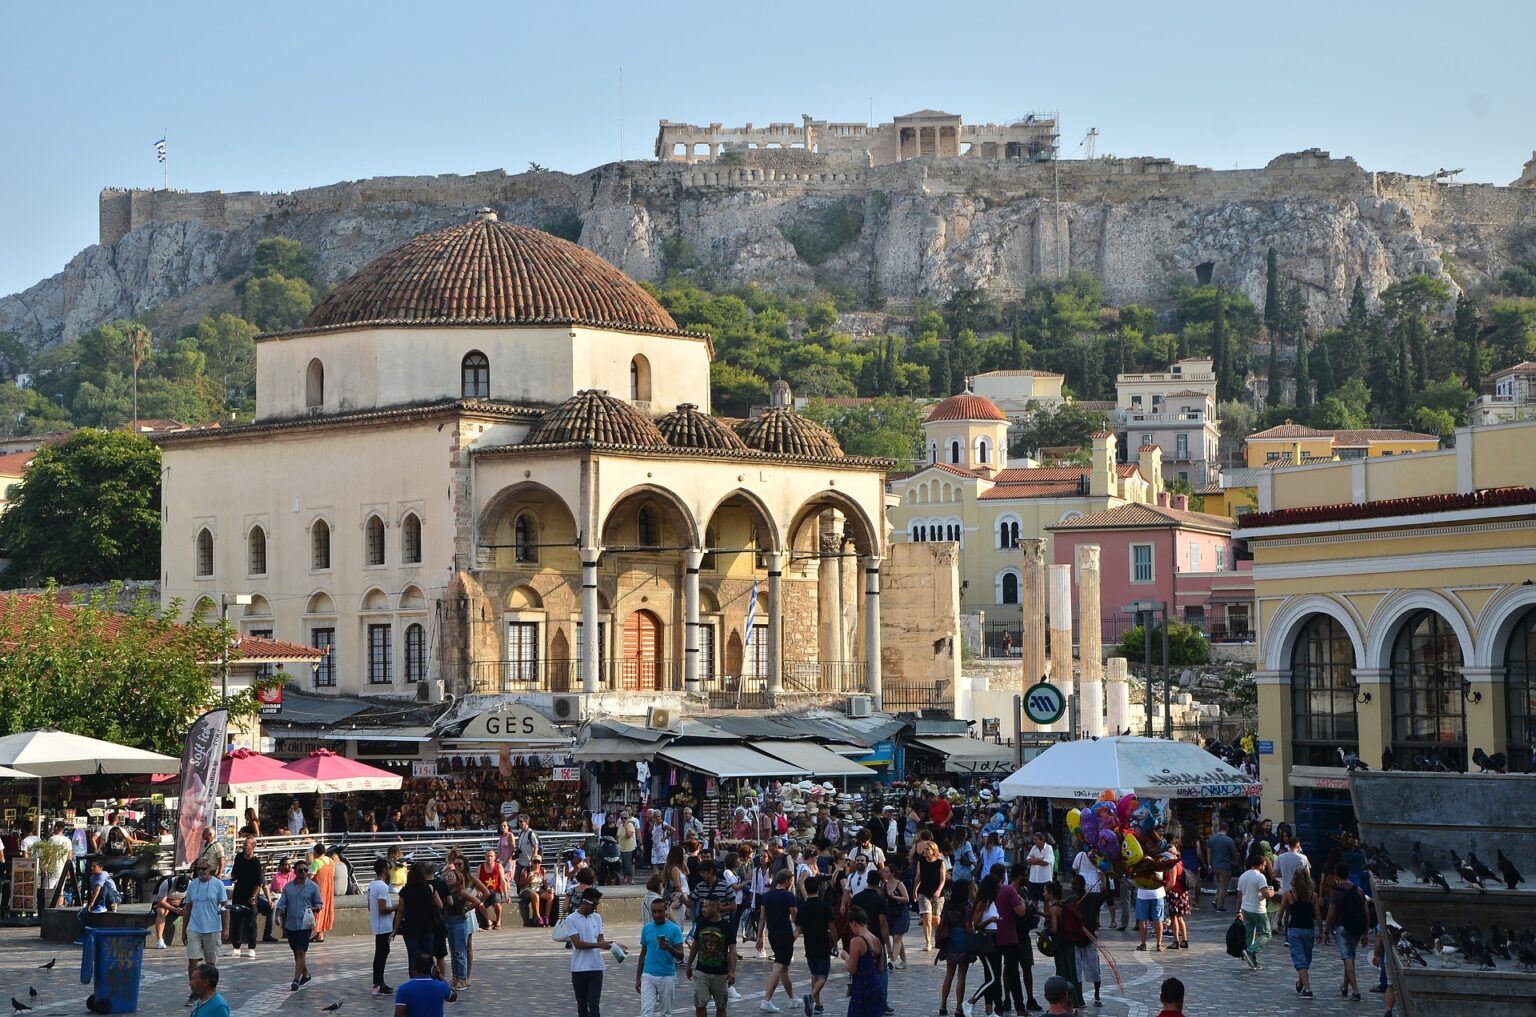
[551,916,571,942]
[968,928,998,956]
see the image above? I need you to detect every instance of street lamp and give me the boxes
[219,593,253,701]
[1122,600,1170,738]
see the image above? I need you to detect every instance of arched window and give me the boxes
[195,528,214,578]
[977,438,991,465]
[998,518,1020,549]
[630,355,652,403]
[401,513,422,564]
[637,506,658,547]
[950,440,961,465]
[909,523,922,542]
[1290,615,1357,767]
[404,623,427,683]
[514,512,538,563]
[461,351,489,399]
[998,571,1020,605]
[946,522,961,543]
[929,442,937,464]
[1390,610,1466,771]
[311,519,331,571]
[1507,609,1536,773]
[306,359,324,409]
[248,526,267,576]
[364,515,386,566]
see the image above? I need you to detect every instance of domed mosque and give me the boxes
[160,210,890,710]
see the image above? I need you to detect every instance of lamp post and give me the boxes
[1122,599,1170,738]
[220,593,253,701]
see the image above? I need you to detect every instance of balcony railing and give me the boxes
[1115,411,1209,424]
[467,658,868,701]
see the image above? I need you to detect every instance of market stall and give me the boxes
[906,735,1018,783]
[998,736,1259,800]
[0,729,181,834]
[410,704,580,830]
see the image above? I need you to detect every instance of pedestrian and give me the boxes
[1275,834,1309,931]
[979,833,1005,880]
[796,875,836,1017]
[1039,975,1073,1016]
[638,897,685,1017]
[880,862,910,969]
[230,836,265,959]
[1207,825,1237,913]
[288,800,305,836]
[179,858,229,1007]
[1164,850,1190,950]
[687,896,734,1017]
[478,850,509,930]
[517,814,542,869]
[440,857,481,989]
[651,810,676,873]
[1024,833,1053,904]
[520,855,556,926]
[618,809,640,885]
[915,840,947,953]
[310,843,335,943]
[275,858,323,992]
[565,887,623,1017]
[1237,851,1276,971]
[1286,869,1318,999]
[937,880,974,1016]
[152,873,189,950]
[964,875,1003,1017]
[197,828,227,879]
[844,906,885,1017]
[368,857,399,996]
[188,962,230,1017]
[394,953,457,1017]
[397,862,443,972]
[265,857,293,943]
[759,869,799,1013]
[664,844,693,929]
[1004,864,1042,1013]
[1154,977,1185,1017]
[1134,868,1166,952]
[951,828,978,884]
[1321,861,1368,1001]
[1042,881,1084,1010]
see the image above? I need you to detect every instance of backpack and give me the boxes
[1336,883,1368,936]
[1225,916,1246,958]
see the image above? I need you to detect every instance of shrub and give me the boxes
[1115,621,1210,666]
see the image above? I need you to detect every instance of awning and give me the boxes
[827,743,869,756]
[998,736,1262,799]
[909,736,1018,775]
[572,736,662,762]
[312,727,433,743]
[659,744,809,779]
[752,741,875,778]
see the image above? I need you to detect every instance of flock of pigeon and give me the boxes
[1364,840,1526,894]
[1336,745,1530,773]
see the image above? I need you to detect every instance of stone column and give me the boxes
[581,548,602,694]
[1020,539,1047,692]
[766,551,787,697]
[1077,545,1104,738]
[863,555,884,710]
[684,548,703,694]
[1048,563,1074,732]
[818,514,844,685]
[1105,657,1130,735]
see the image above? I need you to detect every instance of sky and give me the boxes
[2,0,1533,297]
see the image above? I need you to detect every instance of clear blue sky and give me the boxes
[3,0,1532,297]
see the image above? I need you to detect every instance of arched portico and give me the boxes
[1263,594,1367,672]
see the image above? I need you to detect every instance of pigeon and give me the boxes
[10,999,31,1013]
[1365,843,1402,882]
[1380,748,1393,771]
[1434,934,1461,966]
[1421,859,1451,892]
[1414,753,1446,772]
[1451,850,1486,892]
[322,1003,343,1013]
[1338,747,1368,771]
[1467,850,1498,884]
[1488,925,1512,961]
[1471,747,1507,773]
[1497,849,1525,890]
[35,960,54,972]
[1518,942,1536,973]
[1395,937,1428,967]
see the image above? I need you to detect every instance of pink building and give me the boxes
[1047,493,1254,643]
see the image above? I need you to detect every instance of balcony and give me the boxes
[1115,411,1209,424]
[466,658,868,708]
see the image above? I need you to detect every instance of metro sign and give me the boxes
[1023,681,1066,725]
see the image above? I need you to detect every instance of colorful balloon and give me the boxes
[1096,828,1122,860]
[1121,830,1144,865]
[1116,793,1138,825]
[1065,808,1081,833]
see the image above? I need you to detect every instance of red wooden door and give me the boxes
[622,610,663,690]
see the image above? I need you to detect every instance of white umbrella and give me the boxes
[0,729,182,834]
[0,764,33,779]
[999,735,1259,800]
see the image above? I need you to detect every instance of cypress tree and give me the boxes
[1395,331,1413,415]
[1295,333,1313,415]
[1264,247,1280,332]
[1212,291,1234,402]
[933,347,952,397]
[1411,319,1429,392]
[1340,279,1369,383]
[1268,336,1281,406]
[1454,294,1481,390]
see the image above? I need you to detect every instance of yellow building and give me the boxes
[1243,421,1440,468]
[889,393,1157,626]
[1239,419,1536,842]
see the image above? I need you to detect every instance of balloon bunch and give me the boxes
[1065,790,1180,889]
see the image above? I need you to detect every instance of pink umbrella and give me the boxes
[220,748,315,796]
[282,749,402,835]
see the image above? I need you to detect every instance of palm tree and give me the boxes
[121,323,152,426]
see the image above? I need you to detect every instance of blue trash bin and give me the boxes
[79,927,150,1013]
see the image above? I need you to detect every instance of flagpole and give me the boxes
[163,127,168,190]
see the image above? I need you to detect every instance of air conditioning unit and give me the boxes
[415,680,444,703]
[552,694,584,724]
[646,706,675,731]
[846,695,873,719]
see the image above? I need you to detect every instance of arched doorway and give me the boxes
[622,610,664,691]
[1390,610,1466,771]
[1290,615,1358,767]
[1504,608,1536,773]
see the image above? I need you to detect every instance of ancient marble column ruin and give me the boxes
[1105,656,1130,736]
[1048,562,1073,733]
[1020,539,1047,694]
[1077,544,1104,738]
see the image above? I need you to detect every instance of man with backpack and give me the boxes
[75,858,122,943]
[1235,852,1275,970]
[1322,862,1368,1001]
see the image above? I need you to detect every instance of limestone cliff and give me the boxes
[5,150,1535,349]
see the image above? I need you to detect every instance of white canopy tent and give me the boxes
[0,728,182,833]
[999,736,1260,800]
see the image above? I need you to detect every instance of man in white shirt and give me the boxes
[1025,832,1055,903]
[565,888,623,1017]
[849,829,885,874]
[367,858,398,995]
[880,805,899,853]
[680,807,704,844]
[1236,852,1275,969]
[1273,835,1309,930]
[40,823,73,909]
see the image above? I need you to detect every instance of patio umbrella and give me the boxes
[998,735,1260,801]
[0,764,33,779]
[281,748,402,835]
[0,728,182,833]
[219,747,315,796]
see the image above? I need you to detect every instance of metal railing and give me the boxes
[245,829,590,872]
[882,682,954,715]
[468,658,868,701]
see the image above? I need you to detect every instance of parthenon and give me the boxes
[654,110,1060,166]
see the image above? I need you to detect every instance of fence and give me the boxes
[469,657,867,701]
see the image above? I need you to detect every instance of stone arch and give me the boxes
[305,591,336,615]
[461,350,490,399]
[481,481,580,567]
[699,587,721,613]
[599,484,699,549]
[194,527,215,578]
[1473,584,1536,668]
[725,629,744,677]
[310,517,332,571]
[364,514,387,566]
[247,524,267,576]
[974,435,993,466]
[630,354,652,403]
[400,512,423,564]
[702,489,781,553]
[1365,589,1476,672]
[243,595,272,619]
[1263,594,1367,672]
[996,568,1022,606]
[399,585,427,611]
[306,358,324,408]
[787,489,881,557]
[191,596,216,622]
[996,513,1022,549]
[360,587,391,612]
[508,585,544,611]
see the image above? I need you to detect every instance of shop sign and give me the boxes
[1023,681,1066,725]
[458,705,565,742]
[73,816,88,829]
[551,767,582,783]
[1257,740,1274,755]
[276,739,326,757]
[257,683,283,716]
[10,858,36,910]
[981,718,1001,739]
[856,739,895,767]
[412,761,438,778]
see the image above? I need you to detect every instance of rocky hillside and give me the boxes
[5,150,1534,349]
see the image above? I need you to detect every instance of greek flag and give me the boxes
[154,138,167,163]
[744,581,758,644]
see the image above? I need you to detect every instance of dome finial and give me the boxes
[474,207,498,221]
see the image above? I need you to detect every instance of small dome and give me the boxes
[301,211,680,334]
[926,393,1007,423]
[523,390,669,448]
[655,403,748,451]
[735,407,844,458]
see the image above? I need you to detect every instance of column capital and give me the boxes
[763,550,790,573]
[1253,669,1288,686]
[1076,544,1100,571]
[859,554,884,568]
[685,548,706,570]
[1351,667,1390,685]
[1460,666,1504,683]
[580,544,604,564]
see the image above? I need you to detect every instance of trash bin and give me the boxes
[79,927,150,1013]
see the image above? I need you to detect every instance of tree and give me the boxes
[1267,335,1281,407]
[1211,290,1235,402]
[1313,334,1336,400]
[803,397,924,461]
[1115,620,1210,666]
[240,274,316,333]
[932,346,953,397]
[1216,399,1255,469]
[1312,379,1373,430]
[194,313,259,411]
[120,322,152,425]
[1264,247,1280,332]
[250,237,316,286]
[1336,279,1370,384]
[0,386,71,438]
[1454,294,1482,391]
[0,430,161,584]
[1008,403,1110,458]
[1295,333,1312,414]
[1486,299,1536,368]
[710,363,770,416]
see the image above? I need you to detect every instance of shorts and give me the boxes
[693,971,729,1009]
[806,955,831,978]
[286,929,312,953]
[769,935,794,966]
[1334,927,1359,960]
[186,931,222,962]
[483,891,505,905]
[917,893,938,915]
[1287,928,1316,970]
[1135,897,1165,924]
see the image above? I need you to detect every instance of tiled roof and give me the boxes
[1047,502,1234,532]
[736,407,843,457]
[993,467,1092,483]
[155,399,545,443]
[654,403,748,451]
[978,482,1086,501]
[971,369,1064,379]
[1237,486,1536,529]
[524,390,669,449]
[1328,428,1438,446]
[299,211,684,335]
[1116,465,1142,477]
[0,451,36,477]
[1089,430,1114,439]
[925,393,1008,423]
[1138,443,1160,452]
[891,462,979,483]
[1247,421,1327,439]
[1163,390,1213,398]
[235,635,326,663]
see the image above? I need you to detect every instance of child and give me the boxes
[1155,977,1185,1017]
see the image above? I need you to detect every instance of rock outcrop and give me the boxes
[5,151,1535,349]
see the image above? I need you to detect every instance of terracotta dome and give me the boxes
[523,390,669,448]
[735,407,844,458]
[301,210,680,333]
[925,392,1008,423]
[655,403,748,451]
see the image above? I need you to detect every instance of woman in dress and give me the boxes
[845,906,885,1017]
[663,844,691,928]
[309,843,335,943]
[881,861,912,969]
[649,810,674,874]
[496,819,515,869]
[937,880,974,1016]
[1165,846,1191,950]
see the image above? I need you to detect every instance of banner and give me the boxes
[176,708,228,869]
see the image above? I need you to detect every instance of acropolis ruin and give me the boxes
[654,110,1060,166]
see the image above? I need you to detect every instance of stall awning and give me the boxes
[313,727,433,743]
[827,743,869,756]
[909,736,1018,775]
[659,744,809,779]
[572,737,661,762]
[752,741,874,778]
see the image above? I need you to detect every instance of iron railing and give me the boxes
[468,658,868,699]
[882,682,954,716]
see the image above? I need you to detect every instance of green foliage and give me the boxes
[241,274,315,333]
[0,386,71,438]
[1311,378,1373,430]
[779,198,866,267]
[0,429,161,584]
[803,396,923,461]
[1115,620,1210,666]
[1486,299,1536,367]
[0,584,249,755]
[1264,247,1280,331]
[250,238,316,286]
[194,313,259,412]
[1294,334,1312,414]
[710,363,771,417]
[1008,402,1110,458]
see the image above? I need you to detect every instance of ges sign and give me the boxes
[458,705,565,742]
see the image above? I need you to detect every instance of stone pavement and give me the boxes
[0,904,1389,1016]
